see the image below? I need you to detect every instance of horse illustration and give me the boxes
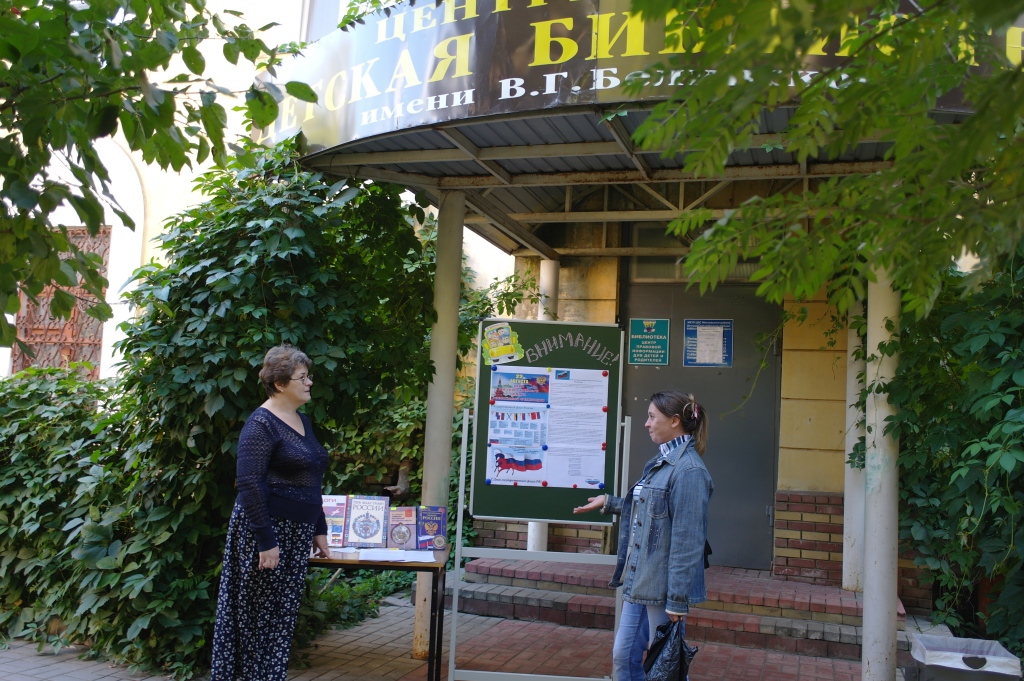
[493,450,542,477]
[494,451,518,477]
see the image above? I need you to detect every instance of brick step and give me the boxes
[440,579,930,664]
[679,639,865,680]
[445,581,616,629]
[702,566,906,630]
[685,608,927,665]
[462,560,906,629]
[463,558,616,597]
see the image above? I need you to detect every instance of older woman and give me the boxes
[210,345,331,681]
[573,391,712,681]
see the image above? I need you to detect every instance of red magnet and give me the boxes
[601,442,607,450]
[513,481,518,486]
[602,406,608,412]
[573,484,578,488]
[602,370,608,377]
[542,481,548,487]
[489,399,495,405]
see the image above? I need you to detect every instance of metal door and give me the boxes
[621,284,781,569]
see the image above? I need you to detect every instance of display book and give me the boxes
[321,495,447,550]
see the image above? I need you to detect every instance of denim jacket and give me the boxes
[602,439,713,614]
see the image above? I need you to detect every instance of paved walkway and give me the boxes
[1,595,868,681]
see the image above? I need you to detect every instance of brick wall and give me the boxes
[774,490,935,612]
[548,524,604,553]
[473,520,528,549]
[773,491,844,586]
[472,520,605,553]
[898,551,934,615]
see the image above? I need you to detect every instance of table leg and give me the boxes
[435,568,446,680]
[429,568,441,681]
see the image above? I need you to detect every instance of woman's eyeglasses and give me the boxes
[290,374,313,383]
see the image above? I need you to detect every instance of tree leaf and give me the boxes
[285,81,318,104]
[182,46,206,75]
[6,180,39,210]
[204,393,225,417]
[245,88,279,129]
[126,614,152,640]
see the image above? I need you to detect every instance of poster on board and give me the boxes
[486,365,609,488]
[472,319,623,524]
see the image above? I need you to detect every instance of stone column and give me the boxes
[843,300,866,591]
[527,258,560,552]
[412,190,465,658]
[861,273,900,681]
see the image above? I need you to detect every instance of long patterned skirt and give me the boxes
[210,505,315,681]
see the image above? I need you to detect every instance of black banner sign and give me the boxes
[256,0,1024,151]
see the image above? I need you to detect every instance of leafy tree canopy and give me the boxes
[629,0,1024,316]
[0,1,316,348]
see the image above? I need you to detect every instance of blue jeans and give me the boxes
[612,602,681,681]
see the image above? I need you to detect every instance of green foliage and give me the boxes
[100,141,435,675]
[628,0,1024,316]
[887,247,1024,654]
[322,222,537,501]
[448,405,478,569]
[0,1,312,348]
[0,139,535,677]
[0,366,119,653]
[337,0,404,32]
[0,142,436,678]
[0,363,418,670]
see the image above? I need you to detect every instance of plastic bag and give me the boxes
[644,620,698,681]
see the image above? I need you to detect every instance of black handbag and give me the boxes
[643,620,698,681]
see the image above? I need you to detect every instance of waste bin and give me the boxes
[910,634,1022,681]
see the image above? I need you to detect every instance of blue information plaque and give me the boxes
[683,319,733,367]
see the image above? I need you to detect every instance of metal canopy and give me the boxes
[300,105,895,258]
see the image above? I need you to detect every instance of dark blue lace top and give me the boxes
[235,407,329,551]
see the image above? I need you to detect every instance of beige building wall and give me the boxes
[777,295,848,493]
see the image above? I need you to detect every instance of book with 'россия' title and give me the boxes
[344,495,388,548]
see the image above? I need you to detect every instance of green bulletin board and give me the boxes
[470,319,623,524]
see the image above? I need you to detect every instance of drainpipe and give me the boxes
[843,301,866,592]
[412,190,465,659]
[527,259,560,552]
[861,272,900,681]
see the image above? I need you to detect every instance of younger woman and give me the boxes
[573,391,712,681]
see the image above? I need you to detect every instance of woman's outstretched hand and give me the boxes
[573,495,606,514]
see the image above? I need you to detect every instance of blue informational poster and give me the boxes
[628,318,670,365]
[683,319,733,367]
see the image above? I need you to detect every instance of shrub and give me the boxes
[889,246,1024,655]
[0,366,119,652]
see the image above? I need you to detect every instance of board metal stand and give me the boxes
[449,411,633,681]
